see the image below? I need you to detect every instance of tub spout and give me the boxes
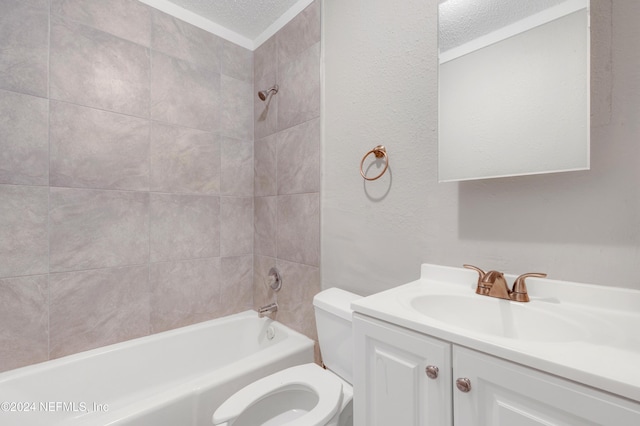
[258,302,278,318]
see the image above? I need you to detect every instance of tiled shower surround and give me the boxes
[253,0,321,347]
[0,0,320,371]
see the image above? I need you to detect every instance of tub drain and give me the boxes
[266,325,276,340]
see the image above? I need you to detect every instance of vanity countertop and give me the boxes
[351,264,640,403]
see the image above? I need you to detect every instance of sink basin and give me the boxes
[409,294,589,342]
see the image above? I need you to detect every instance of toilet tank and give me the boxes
[313,288,361,385]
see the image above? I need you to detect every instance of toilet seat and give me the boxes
[212,363,343,426]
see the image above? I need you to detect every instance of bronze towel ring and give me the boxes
[360,145,389,181]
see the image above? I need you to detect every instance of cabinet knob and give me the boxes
[425,365,439,379]
[456,377,472,393]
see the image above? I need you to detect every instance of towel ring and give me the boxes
[360,145,389,181]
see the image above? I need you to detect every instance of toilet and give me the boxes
[212,288,361,426]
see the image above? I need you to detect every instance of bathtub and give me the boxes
[0,311,314,426]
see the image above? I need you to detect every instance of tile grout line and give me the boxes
[47,0,52,362]
[147,22,153,337]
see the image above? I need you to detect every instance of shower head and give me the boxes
[258,84,279,101]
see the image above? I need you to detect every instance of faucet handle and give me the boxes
[463,264,485,278]
[511,272,547,302]
[463,264,488,295]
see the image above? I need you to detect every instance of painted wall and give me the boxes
[0,0,254,371]
[322,0,640,296]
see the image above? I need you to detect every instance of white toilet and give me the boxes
[212,288,361,426]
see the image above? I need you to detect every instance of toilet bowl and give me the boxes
[212,364,346,426]
[212,288,360,426]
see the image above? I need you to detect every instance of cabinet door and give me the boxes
[353,314,452,426]
[453,346,640,426]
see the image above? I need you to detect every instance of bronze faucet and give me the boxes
[463,265,547,302]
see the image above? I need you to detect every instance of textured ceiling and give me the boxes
[439,0,566,51]
[164,0,303,39]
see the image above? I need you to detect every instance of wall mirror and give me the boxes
[438,0,590,182]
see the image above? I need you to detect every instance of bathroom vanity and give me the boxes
[351,264,640,425]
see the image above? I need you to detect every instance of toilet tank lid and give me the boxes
[313,288,361,322]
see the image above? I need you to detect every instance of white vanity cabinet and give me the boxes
[353,314,640,426]
[454,346,640,426]
[353,314,452,426]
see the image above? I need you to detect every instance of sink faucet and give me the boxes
[463,265,547,302]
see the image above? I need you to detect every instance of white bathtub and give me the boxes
[0,311,314,426]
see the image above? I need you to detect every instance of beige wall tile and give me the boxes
[0,90,49,185]
[50,188,149,272]
[221,137,253,197]
[277,118,320,194]
[150,51,221,132]
[50,16,150,117]
[0,0,49,97]
[0,185,49,278]
[277,193,320,266]
[50,101,150,191]
[220,255,254,316]
[277,42,320,131]
[151,9,222,71]
[150,193,220,262]
[49,266,149,358]
[150,258,221,333]
[276,0,321,64]
[150,123,220,195]
[51,0,152,47]
[221,75,253,141]
[254,134,277,196]
[0,275,48,372]
[220,197,253,257]
[222,39,253,82]
[254,196,277,258]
